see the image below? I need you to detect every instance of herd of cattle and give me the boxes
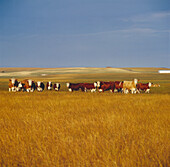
[8,78,160,94]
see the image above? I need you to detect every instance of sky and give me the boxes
[0,0,170,68]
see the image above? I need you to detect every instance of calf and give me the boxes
[46,81,52,90]
[53,83,60,91]
[123,79,139,94]
[8,78,19,92]
[66,83,84,92]
[81,82,97,92]
[37,81,45,92]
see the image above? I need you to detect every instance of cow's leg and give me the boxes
[9,88,11,92]
[120,88,123,93]
[124,88,129,94]
[136,89,140,94]
[98,89,103,92]
[91,89,96,92]
[131,88,136,94]
[133,88,137,94]
[69,88,72,92]
[145,89,150,93]
[12,87,16,92]
[16,87,20,92]
[114,89,117,93]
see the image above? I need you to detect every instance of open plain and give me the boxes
[0,67,170,166]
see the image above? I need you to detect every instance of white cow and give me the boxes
[123,78,139,94]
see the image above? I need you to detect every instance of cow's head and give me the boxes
[134,79,138,85]
[11,78,16,85]
[56,83,59,87]
[18,82,23,88]
[97,81,100,87]
[28,80,32,86]
[37,81,41,87]
[47,81,52,90]
[66,83,70,88]
[94,82,97,88]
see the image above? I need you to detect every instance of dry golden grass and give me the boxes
[0,91,170,167]
[0,68,170,166]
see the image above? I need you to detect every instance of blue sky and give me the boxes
[0,0,170,67]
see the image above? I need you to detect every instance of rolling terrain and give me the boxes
[0,67,170,166]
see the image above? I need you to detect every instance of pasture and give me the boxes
[0,67,170,166]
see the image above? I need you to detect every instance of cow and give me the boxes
[136,82,160,93]
[122,78,139,94]
[16,81,25,92]
[37,81,45,92]
[152,83,160,87]
[136,82,152,93]
[22,79,36,92]
[8,78,19,92]
[46,81,52,90]
[81,82,97,92]
[97,81,115,92]
[53,83,60,91]
[66,83,84,92]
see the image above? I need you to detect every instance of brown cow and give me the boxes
[136,82,156,93]
[66,83,84,92]
[97,81,115,92]
[81,82,97,92]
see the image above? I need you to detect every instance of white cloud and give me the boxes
[151,12,170,19]
[66,28,163,38]
[124,11,170,22]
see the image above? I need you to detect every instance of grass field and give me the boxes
[0,67,170,166]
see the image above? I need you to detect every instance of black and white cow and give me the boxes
[16,81,25,92]
[37,81,45,92]
[46,81,52,90]
[53,83,60,91]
